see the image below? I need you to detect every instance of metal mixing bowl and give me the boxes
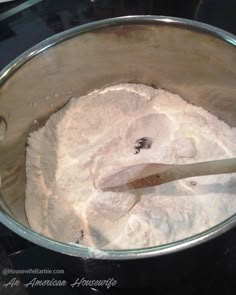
[0,16,236,286]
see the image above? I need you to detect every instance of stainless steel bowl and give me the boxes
[0,15,236,286]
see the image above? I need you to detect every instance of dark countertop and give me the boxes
[1,0,236,71]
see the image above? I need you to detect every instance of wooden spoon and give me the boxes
[99,158,236,192]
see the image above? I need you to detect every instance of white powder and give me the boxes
[25,83,236,249]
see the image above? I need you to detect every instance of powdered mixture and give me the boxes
[25,84,236,249]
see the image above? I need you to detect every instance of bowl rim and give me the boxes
[0,15,236,260]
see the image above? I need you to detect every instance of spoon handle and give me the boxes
[174,158,236,180]
[125,158,236,191]
[101,158,236,192]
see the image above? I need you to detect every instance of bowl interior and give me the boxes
[0,17,236,254]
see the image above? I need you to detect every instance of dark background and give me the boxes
[1,0,236,70]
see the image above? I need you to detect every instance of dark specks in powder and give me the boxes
[190,181,197,186]
[76,230,84,244]
[134,137,153,154]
